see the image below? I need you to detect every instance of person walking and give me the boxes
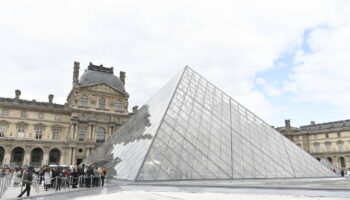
[17,167,33,198]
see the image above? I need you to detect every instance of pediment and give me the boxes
[0,120,10,127]
[81,83,127,96]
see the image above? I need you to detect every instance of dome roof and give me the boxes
[79,63,125,92]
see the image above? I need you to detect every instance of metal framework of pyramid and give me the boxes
[84,67,334,181]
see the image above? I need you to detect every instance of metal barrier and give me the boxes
[36,175,107,193]
[1,174,107,197]
[0,175,13,198]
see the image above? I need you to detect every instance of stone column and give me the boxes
[43,146,50,165]
[90,124,94,142]
[70,147,77,165]
[3,145,12,166]
[62,147,70,165]
[23,147,32,166]
[73,123,77,139]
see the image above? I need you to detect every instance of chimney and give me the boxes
[132,105,138,113]
[285,119,291,127]
[119,71,126,85]
[15,89,21,99]
[48,94,54,103]
[73,61,80,86]
[310,121,315,125]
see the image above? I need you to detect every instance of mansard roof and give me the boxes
[300,119,350,132]
[0,97,66,109]
[79,62,125,92]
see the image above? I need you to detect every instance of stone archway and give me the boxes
[49,148,61,165]
[0,146,4,165]
[327,157,332,163]
[31,147,44,167]
[339,157,346,168]
[11,147,25,167]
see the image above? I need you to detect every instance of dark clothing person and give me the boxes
[18,168,33,197]
[341,170,345,177]
[77,167,85,187]
[85,168,93,188]
[71,169,79,188]
[55,168,63,191]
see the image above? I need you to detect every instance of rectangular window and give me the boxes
[18,126,25,138]
[35,127,43,139]
[314,143,320,152]
[115,100,123,112]
[326,143,331,152]
[38,112,44,119]
[1,109,9,117]
[52,128,60,140]
[21,111,27,118]
[79,127,86,141]
[338,143,344,151]
[99,97,106,109]
[0,126,5,137]
[55,115,61,121]
[337,132,341,138]
[325,134,329,138]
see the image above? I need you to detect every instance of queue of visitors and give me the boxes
[0,164,107,197]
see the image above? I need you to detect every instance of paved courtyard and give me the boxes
[2,177,350,200]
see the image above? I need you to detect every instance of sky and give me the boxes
[0,0,350,127]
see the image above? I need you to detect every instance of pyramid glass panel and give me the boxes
[85,66,335,181]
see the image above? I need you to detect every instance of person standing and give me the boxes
[71,168,79,188]
[100,167,106,186]
[17,167,33,198]
[44,168,52,191]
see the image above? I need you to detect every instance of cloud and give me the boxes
[285,24,350,116]
[0,0,350,125]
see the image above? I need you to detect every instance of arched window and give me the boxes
[31,148,43,167]
[81,95,88,107]
[115,100,123,112]
[96,127,106,143]
[49,148,61,164]
[0,146,4,164]
[99,97,106,109]
[11,147,25,166]
[339,157,346,168]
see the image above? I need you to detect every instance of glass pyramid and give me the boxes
[84,67,334,181]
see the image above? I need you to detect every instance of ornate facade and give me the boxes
[277,119,350,170]
[0,62,136,168]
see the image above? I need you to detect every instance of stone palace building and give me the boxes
[277,119,350,170]
[0,62,137,168]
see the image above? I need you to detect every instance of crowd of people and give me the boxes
[0,164,107,198]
